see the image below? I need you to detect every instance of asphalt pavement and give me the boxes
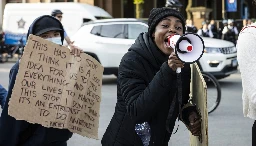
[0,62,253,146]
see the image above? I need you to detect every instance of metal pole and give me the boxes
[222,0,226,19]
[154,0,157,8]
[121,0,124,18]
[136,3,140,18]
[0,0,5,28]
[186,0,192,20]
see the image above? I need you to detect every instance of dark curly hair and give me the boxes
[254,0,256,5]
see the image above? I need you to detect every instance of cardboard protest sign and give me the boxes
[8,35,104,139]
[189,63,208,146]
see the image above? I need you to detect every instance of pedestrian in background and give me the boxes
[236,1,256,145]
[0,15,82,146]
[102,7,202,146]
[186,19,198,33]
[222,19,238,45]
[208,20,218,38]
[247,19,252,26]
[51,9,72,45]
[219,19,228,39]
[243,19,248,27]
[0,84,7,109]
[197,21,214,38]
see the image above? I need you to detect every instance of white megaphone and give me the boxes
[167,33,204,73]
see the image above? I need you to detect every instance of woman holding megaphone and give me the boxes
[102,7,202,146]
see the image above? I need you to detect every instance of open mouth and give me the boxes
[164,36,171,48]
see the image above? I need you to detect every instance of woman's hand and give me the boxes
[168,52,184,71]
[187,111,201,136]
[69,41,83,57]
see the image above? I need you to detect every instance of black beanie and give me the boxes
[148,7,186,37]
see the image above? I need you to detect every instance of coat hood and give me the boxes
[26,15,65,43]
[129,32,169,70]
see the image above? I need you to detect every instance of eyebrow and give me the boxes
[162,18,182,23]
[41,31,59,35]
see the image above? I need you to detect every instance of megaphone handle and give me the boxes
[176,67,181,73]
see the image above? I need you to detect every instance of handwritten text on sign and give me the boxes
[8,35,104,139]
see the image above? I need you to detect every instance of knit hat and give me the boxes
[148,7,186,37]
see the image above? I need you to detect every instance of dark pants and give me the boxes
[253,120,256,146]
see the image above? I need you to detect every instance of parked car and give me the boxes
[200,37,237,79]
[71,19,238,79]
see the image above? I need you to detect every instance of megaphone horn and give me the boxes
[167,33,205,73]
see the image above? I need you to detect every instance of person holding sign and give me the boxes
[0,15,82,146]
[237,1,256,145]
[102,7,202,146]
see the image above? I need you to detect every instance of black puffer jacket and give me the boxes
[102,32,191,146]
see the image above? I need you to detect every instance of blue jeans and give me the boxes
[0,84,7,109]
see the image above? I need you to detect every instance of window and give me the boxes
[83,18,92,23]
[6,0,22,2]
[91,25,101,36]
[100,24,125,38]
[128,24,148,39]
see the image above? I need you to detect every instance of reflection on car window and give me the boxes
[101,24,125,38]
[91,25,101,36]
[128,24,148,39]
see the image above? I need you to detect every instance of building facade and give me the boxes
[0,0,255,28]
[0,0,126,27]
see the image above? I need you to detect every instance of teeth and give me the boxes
[165,42,170,48]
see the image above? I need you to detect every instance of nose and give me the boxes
[168,27,177,34]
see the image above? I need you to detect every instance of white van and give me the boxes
[2,2,112,45]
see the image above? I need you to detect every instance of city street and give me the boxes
[0,62,253,146]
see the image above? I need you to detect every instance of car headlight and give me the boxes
[232,46,237,53]
[204,47,222,53]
